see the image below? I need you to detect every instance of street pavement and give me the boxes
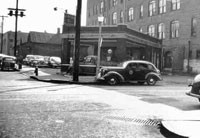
[19,66,200,138]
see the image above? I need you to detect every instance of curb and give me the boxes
[30,76,98,85]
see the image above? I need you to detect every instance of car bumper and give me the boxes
[186,91,200,99]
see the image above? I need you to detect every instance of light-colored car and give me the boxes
[48,56,61,68]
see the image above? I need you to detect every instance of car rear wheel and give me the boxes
[106,76,119,85]
[147,76,157,86]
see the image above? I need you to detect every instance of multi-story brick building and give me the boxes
[86,0,200,73]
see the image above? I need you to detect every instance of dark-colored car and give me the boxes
[97,60,162,85]
[67,55,97,76]
[1,56,17,71]
[186,74,200,102]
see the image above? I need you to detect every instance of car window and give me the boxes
[147,64,156,71]
[138,63,148,70]
[127,63,137,69]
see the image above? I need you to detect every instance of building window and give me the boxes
[171,20,179,38]
[100,1,104,14]
[191,18,197,37]
[159,0,166,14]
[113,0,117,7]
[139,27,143,33]
[128,7,134,21]
[158,23,165,39]
[172,0,180,10]
[112,12,117,24]
[149,0,156,16]
[120,10,123,23]
[139,5,144,18]
[196,50,200,59]
[148,25,155,37]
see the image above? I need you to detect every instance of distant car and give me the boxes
[29,55,45,67]
[23,55,35,65]
[48,56,61,68]
[97,60,162,85]
[1,56,17,71]
[186,74,200,102]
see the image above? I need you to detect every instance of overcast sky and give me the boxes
[0,0,87,34]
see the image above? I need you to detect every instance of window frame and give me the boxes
[139,5,144,18]
[149,0,156,16]
[112,12,117,25]
[128,7,134,21]
[171,20,179,38]
[158,23,165,39]
[159,0,166,14]
[172,0,180,11]
[191,17,197,37]
[148,25,156,37]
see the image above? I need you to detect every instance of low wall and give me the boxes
[183,59,200,73]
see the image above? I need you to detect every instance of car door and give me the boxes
[125,63,137,80]
[136,63,149,80]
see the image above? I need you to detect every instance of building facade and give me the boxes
[62,24,162,70]
[0,31,28,56]
[86,0,200,73]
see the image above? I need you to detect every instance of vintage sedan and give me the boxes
[97,60,162,85]
[186,74,200,102]
[1,56,17,71]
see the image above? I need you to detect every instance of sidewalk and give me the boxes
[20,66,97,84]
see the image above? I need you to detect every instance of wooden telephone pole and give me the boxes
[73,0,82,82]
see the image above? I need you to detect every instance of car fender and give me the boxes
[103,71,125,82]
[145,72,162,81]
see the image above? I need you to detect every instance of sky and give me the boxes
[0,0,87,34]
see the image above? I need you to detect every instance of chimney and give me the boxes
[57,28,60,34]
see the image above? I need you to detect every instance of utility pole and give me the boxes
[73,0,82,82]
[0,15,8,53]
[8,0,25,57]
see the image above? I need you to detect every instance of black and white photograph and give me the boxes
[0,0,200,137]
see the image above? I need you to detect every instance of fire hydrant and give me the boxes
[34,66,38,76]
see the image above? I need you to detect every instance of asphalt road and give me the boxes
[1,68,197,138]
[0,71,165,138]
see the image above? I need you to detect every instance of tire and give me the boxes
[106,76,119,85]
[146,76,157,86]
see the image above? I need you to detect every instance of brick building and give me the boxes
[19,31,62,58]
[86,0,200,73]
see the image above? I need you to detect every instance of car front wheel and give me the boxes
[106,76,119,85]
[147,76,157,86]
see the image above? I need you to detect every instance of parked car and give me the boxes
[186,74,200,102]
[67,55,97,76]
[30,55,46,67]
[1,56,17,71]
[97,60,162,85]
[48,56,61,68]
[23,55,35,65]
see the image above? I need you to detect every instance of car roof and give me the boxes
[124,60,153,64]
